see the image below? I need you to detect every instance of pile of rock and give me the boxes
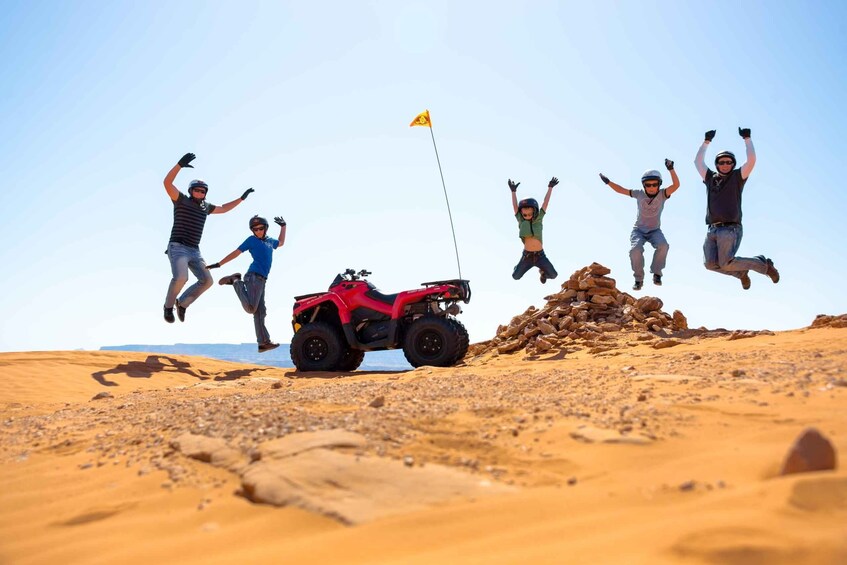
[809,314,847,329]
[469,263,688,357]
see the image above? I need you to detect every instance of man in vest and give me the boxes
[162,152,254,323]
[694,128,780,290]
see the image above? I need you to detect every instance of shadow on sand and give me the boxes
[91,355,212,386]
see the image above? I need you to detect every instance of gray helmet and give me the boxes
[715,151,736,168]
[188,179,208,191]
[641,170,663,185]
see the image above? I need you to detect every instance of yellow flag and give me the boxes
[409,109,431,128]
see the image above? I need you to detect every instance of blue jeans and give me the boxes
[703,224,767,279]
[233,272,270,344]
[164,242,213,308]
[630,228,669,281]
[512,250,558,280]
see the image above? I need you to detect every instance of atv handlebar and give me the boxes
[341,268,372,281]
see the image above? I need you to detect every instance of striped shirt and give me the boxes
[169,192,217,248]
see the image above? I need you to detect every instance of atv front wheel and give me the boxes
[336,347,365,372]
[290,322,344,372]
[402,316,465,368]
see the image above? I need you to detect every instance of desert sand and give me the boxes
[2,316,846,564]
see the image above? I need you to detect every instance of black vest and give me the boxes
[704,169,746,225]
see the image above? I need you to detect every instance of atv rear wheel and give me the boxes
[336,347,365,372]
[402,316,465,368]
[290,321,344,372]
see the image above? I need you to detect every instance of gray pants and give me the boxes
[630,228,669,281]
[703,224,768,279]
[165,242,213,308]
[233,272,270,344]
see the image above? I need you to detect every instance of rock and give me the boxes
[653,339,681,349]
[635,296,663,313]
[679,480,696,492]
[590,294,614,305]
[403,455,415,467]
[731,369,746,377]
[587,262,611,276]
[368,396,385,408]
[535,338,554,352]
[779,428,837,476]
[537,319,557,336]
[672,310,688,331]
[91,392,113,401]
[170,433,244,470]
[497,341,523,354]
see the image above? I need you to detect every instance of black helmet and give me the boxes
[714,151,736,169]
[518,198,539,219]
[249,215,269,230]
[188,179,209,191]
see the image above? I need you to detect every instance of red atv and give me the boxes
[290,269,471,371]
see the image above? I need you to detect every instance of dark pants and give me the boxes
[232,272,271,344]
[512,250,558,280]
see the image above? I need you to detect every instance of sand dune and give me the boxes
[1,326,846,564]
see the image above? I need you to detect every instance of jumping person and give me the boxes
[509,177,559,284]
[207,215,287,353]
[599,159,680,290]
[694,128,779,290]
[162,152,254,323]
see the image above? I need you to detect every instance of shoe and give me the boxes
[540,272,548,284]
[740,272,751,290]
[765,258,780,283]
[218,273,242,286]
[632,280,643,291]
[652,274,662,286]
[175,298,186,322]
[258,342,280,353]
[164,307,175,324]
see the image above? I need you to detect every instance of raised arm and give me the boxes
[599,173,631,196]
[738,128,756,179]
[206,248,242,270]
[211,188,254,215]
[541,177,558,211]
[274,217,287,247]
[164,153,196,201]
[695,130,715,180]
[508,179,520,214]
[663,159,681,196]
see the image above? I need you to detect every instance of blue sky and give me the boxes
[1,1,845,351]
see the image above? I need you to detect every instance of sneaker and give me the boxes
[765,258,780,283]
[164,307,175,324]
[540,272,548,284]
[218,273,242,286]
[175,298,186,322]
[740,272,751,290]
[652,274,662,286]
[632,280,643,291]
[258,342,280,353]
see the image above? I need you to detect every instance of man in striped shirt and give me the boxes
[163,152,254,323]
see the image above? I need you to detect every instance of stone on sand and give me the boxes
[779,428,838,476]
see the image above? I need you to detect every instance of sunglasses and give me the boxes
[190,187,207,194]
[643,182,660,188]
[717,160,735,165]
[251,226,266,232]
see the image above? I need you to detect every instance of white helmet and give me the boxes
[641,170,662,185]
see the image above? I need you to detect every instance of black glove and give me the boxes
[274,216,286,227]
[240,188,254,200]
[508,179,520,192]
[178,153,196,168]
[738,127,751,139]
[665,159,674,170]
[599,173,610,184]
[704,130,716,142]
[206,262,221,270]
[548,177,559,188]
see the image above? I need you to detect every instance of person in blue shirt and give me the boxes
[207,215,287,352]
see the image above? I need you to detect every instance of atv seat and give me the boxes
[365,289,399,305]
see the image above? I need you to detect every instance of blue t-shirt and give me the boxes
[238,236,279,278]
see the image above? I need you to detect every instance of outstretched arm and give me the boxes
[664,159,681,196]
[508,179,520,214]
[211,188,255,215]
[164,153,196,201]
[274,217,287,247]
[599,173,631,196]
[738,128,756,179]
[206,249,242,270]
[695,130,715,180]
[541,177,558,211]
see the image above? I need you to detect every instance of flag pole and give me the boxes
[427,122,463,280]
